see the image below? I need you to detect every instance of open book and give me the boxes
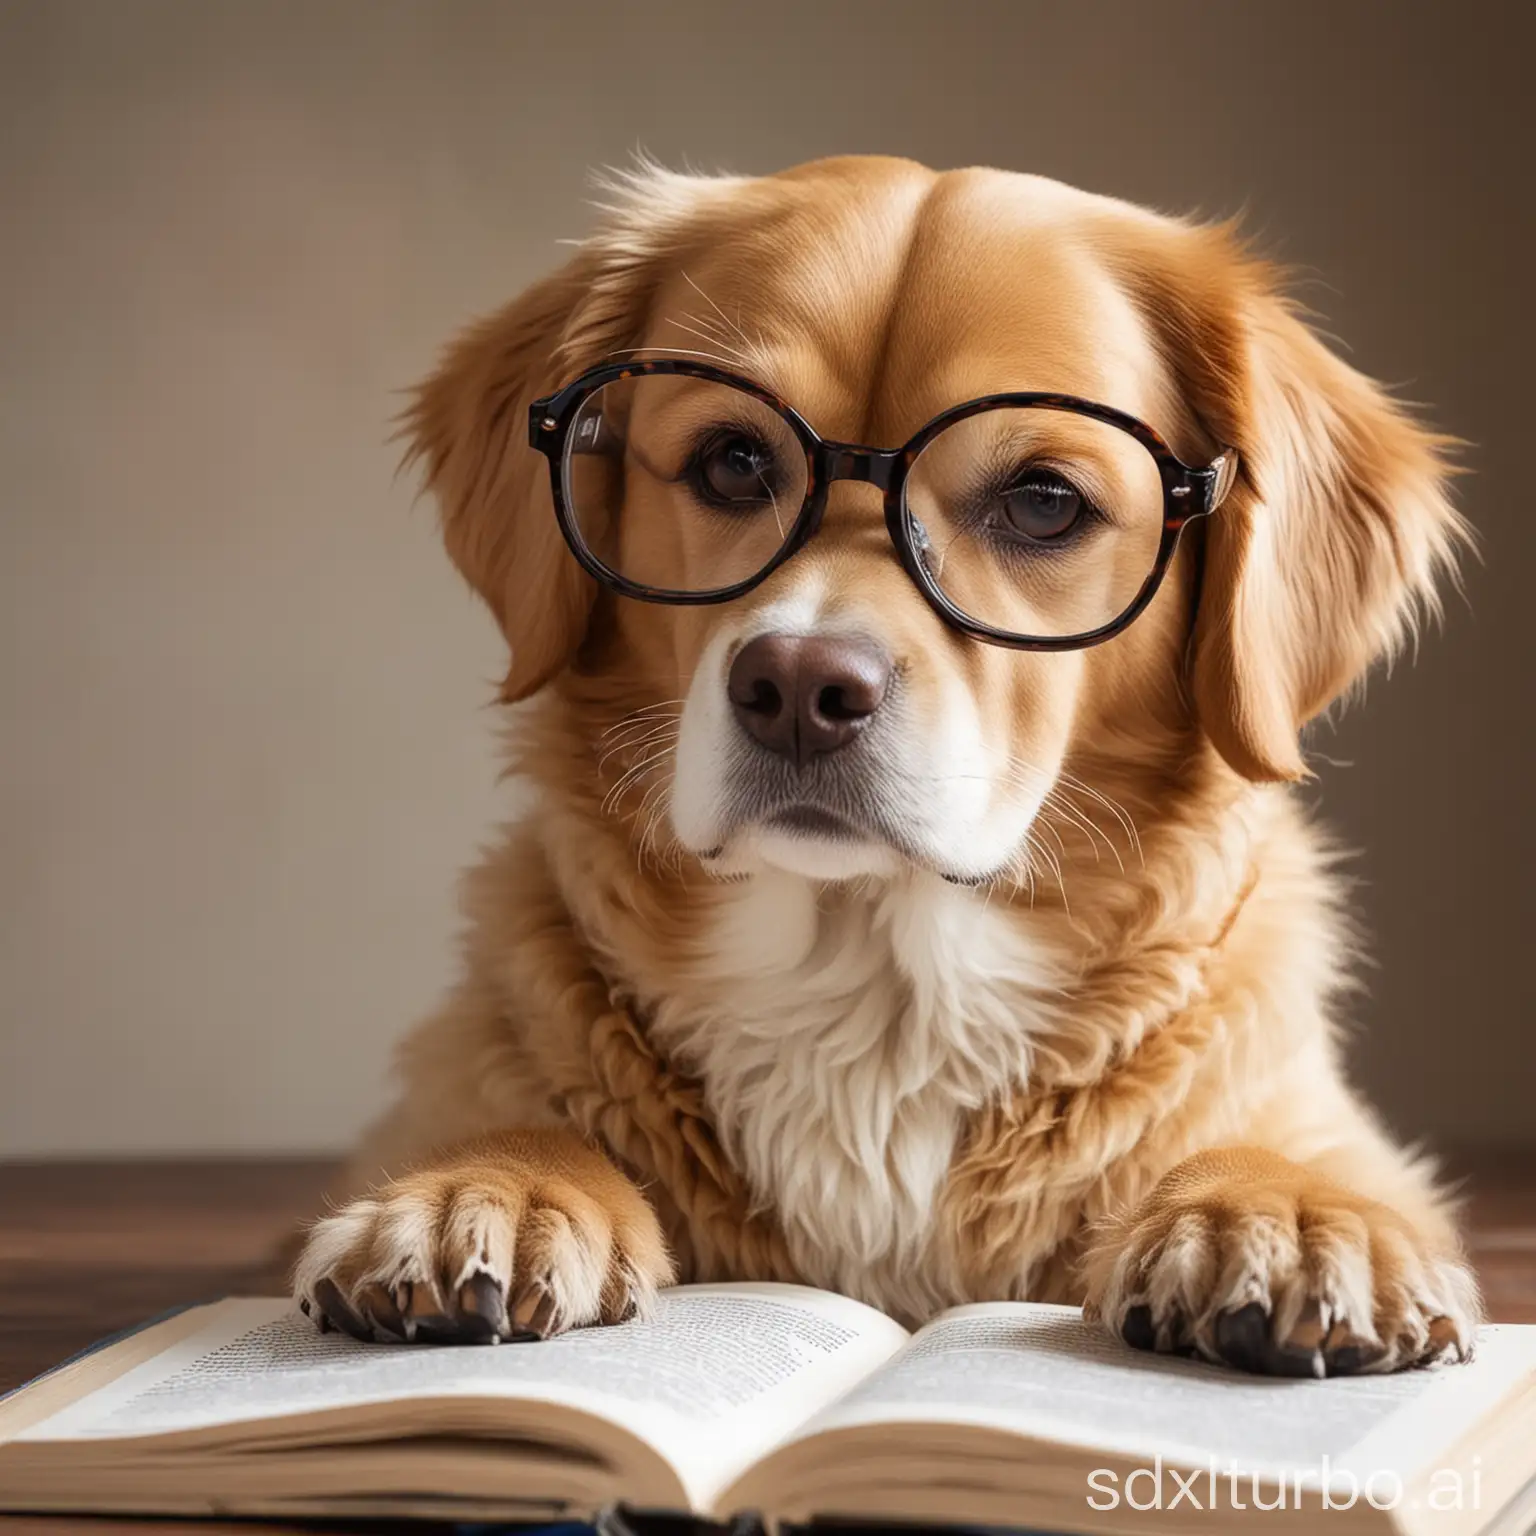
[1,1283,1533,1535]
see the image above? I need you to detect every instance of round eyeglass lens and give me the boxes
[562,373,810,596]
[903,406,1169,640]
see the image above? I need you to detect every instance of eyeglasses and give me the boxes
[529,360,1238,651]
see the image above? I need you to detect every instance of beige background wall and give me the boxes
[1,0,1531,1155]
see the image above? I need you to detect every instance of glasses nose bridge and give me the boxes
[819,441,902,495]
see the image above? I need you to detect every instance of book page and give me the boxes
[801,1304,1536,1487]
[15,1285,908,1510]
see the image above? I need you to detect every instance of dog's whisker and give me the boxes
[607,744,673,794]
[605,780,666,829]
[598,741,677,769]
[1055,792,1129,873]
[1028,829,1067,896]
[1038,791,1118,870]
[631,768,672,813]
[987,769,1105,859]
[598,728,681,764]
[631,776,677,865]
[1019,759,1143,865]
[600,735,680,762]
[601,706,686,732]
[599,701,687,739]
[1035,816,1067,860]
[634,792,689,880]
[598,715,680,745]
[1016,853,1038,910]
[879,760,1131,884]
[672,300,734,346]
[996,759,1128,871]
[606,344,751,371]
[669,308,773,380]
[597,715,681,751]
[597,723,682,772]
[596,719,684,763]
[601,745,676,818]
[682,271,759,355]
[765,480,787,543]
[1024,831,1069,919]
[666,315,752,369]
[1057,771,1145,863]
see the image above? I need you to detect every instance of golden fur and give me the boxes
[294,156,1477,1376]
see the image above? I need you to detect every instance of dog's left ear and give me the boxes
[1120,225,1468,782]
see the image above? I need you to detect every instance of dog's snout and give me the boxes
[728,633,892,766]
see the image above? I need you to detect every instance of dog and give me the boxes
[293,156,1479,1377]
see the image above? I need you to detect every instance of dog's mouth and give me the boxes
[733,777,902,850]
[709,780,933,875]
[697,787,1002,886]
[691,737,1008,883]
[763,804,863,841]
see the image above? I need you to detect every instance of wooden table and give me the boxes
[1,1155,1534,1533]
[0,1160,328,1397]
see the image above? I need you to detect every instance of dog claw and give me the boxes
[511,1283,558,1341]
[313,1278,371,1342]
[457,1273,508,1340]
[359,1282,408,1342]
[1121,1304,1156,1352]
[1212,1302,1271,1374]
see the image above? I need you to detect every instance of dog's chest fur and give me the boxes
[644,872,1057,1320]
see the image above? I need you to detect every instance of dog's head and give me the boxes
[407,158,1463,887]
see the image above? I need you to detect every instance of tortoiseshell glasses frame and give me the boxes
[529,358,1238,652]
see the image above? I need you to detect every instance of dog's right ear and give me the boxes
[403,166,743,701]
[404,259,602,701]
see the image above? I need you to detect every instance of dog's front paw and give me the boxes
[293,1129,675,1344]
[1083,1148,1480,1377]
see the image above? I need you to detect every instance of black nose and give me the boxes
[728,633,893,766]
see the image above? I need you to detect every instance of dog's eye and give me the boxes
[997,471,1086,542]
[691,430,778,508]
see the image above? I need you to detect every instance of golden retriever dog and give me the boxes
[293,156,1479,1377]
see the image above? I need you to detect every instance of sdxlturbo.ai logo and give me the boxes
[1086,1456,1482,1514]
